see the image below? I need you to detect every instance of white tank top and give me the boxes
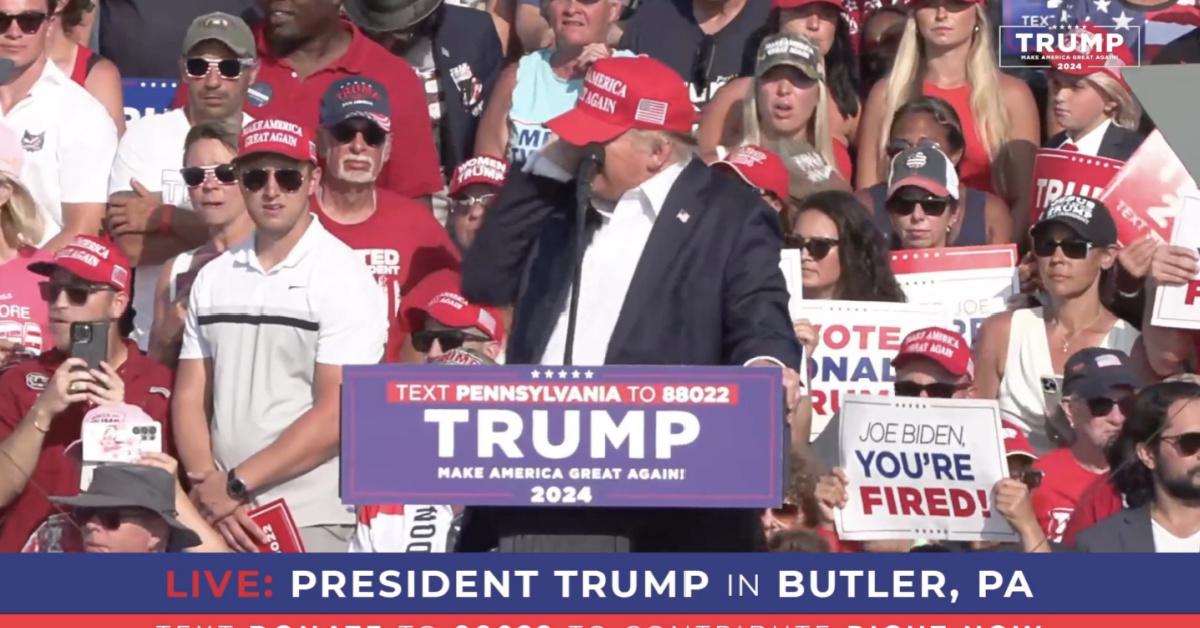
[167,249,197,304]
[998,307,1140,454]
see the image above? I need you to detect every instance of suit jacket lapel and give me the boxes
[605,160,709,363]
[1122,505,1157,552]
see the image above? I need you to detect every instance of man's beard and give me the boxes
[337,157,378,184]
[1155,463,1200,501]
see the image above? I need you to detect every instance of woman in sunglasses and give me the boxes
[697,0,861,177]
[974,195,1139,455]
[46,0,124,135]
[698,33,846,177]
[855,96,1011,247]
[473,0,633,168]
[0,124,49,365]
[147,121,252,367]
[855,0,1039,241]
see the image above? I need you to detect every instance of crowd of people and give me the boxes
[0,0,1198,553]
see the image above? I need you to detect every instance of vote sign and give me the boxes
[1029,148,1124,225]
[341,365,785,508]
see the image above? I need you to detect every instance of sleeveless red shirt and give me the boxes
[922,81,995,195]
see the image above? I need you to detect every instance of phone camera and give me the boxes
[71,325,92,343]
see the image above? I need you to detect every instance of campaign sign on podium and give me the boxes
[341,365,784,508]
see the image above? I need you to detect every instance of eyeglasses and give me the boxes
[180,164,238,187]
[452,193,496,212]
[184,57,253,80]
[1086,396,1134,417]
[240,168,305,193]
[886,138,944,158]
[1032,237,1093,259]
[329,121,388,148]
[75,507,148,529]
[886,198,952,217]
[412,330,488,353]
[38,282,113,306]
[784,236,838,261]
[0,11,47,35]
[1161,432,1200,457]
[894,380,966,398]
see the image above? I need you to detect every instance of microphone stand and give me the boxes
[562,144,604,367]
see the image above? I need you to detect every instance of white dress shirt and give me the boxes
[538,160,685,365]
[1060,118,1111,156]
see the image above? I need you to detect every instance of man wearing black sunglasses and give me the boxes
[0,0,116,254]
[1031,348,1139,544]
[107,12,258,352]
[313,78,462,362]
[174,118,388,553]
[0,235,175,551]
[410,284,505,363]
[1076,382,1200,552]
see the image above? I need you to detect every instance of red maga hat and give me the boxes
[28,235,131,293]
[892,326,974,380]
[236,118,318,164]
[715,145,791,202]
[546,56,695,146]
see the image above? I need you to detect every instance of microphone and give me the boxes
[563,144,605,366]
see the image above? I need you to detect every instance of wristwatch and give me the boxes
[226,468,249,501]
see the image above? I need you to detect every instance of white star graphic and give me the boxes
[1094,0,1110,13]
[543,369,554,378]
[1112,10,1133,30]
[1061,9,1070,22]
[531,370,541,379]
[571,369,581,379]
[558,369,568,379]
[584,370,595,379]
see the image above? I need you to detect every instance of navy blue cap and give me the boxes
[1062,348,1140,399]
[319,77,392,130]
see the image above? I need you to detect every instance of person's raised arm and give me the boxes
[972,311,1013,399]
[137,453,230,552]
[696,78,751,163]
[1141,244,1200,377]
[999,75,1041,241]
[473,63,519,161]
[854,80,890,190]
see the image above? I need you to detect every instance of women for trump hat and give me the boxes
[546,56,695,146]
[714,145,791,202]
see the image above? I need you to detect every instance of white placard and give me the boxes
[799,300,950,438]
[1152,194,1200,330]
[779,248,803,318]
[834,394,1016,543]
[891,245,1019,347]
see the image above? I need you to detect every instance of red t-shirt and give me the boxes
[1061,475,1124,547]
[1031,448,1108,543]
[0,340,174,551]
[178,21,443,199]
[0,248,53,355]
[312,190,461,358]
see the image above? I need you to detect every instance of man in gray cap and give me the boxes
[106,11,257,352]
[50,460,216,553]
[345,0,503,184]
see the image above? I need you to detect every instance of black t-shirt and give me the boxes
[620,0,770,106]
[99,0,262,77]
[1153,29,1200,65]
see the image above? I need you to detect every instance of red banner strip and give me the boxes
[2,615,1199,628]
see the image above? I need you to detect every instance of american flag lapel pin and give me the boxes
[676,209,690,224]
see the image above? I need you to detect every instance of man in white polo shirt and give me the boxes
[173,118,387,553]
[107,12,258,351]
[0,0,117,252]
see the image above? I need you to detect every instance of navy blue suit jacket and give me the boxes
[1046,125,1145,162]
[434,5,504,173]
[462,159,802,370]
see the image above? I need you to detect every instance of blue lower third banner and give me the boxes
[341,365,785,507]
[1,554,1199,624]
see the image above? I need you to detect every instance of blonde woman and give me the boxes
[0,124,50,364]
[1045,54,1144,161]
[856,0,1039,238]
[699,33,845,177]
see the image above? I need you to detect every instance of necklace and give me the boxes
[1050,310,1105,353]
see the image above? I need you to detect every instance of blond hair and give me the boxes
[739,71,835,167]
[1086,73,1142,129]
[878,6,1011,193]
[0,175,42,246]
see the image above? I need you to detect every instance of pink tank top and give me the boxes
[922,81,994,195]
